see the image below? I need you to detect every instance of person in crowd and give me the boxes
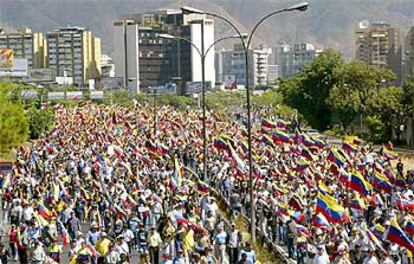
[0,102,412,264]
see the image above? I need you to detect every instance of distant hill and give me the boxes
[0,0,413,58]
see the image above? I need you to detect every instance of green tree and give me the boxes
[402,75,414,116]
[328,61,395,131]
[0,92,28,154]
[27,107,55,139]
[279,49,344,130]
[365,116,387,143]
[366,86,405,140]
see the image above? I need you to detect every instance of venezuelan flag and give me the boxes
[318,181,330,195]
[270,130,292,143]
[58,221,70,246]
[229,145,246,173]
[261,134,275,148]
[297,225,311,237]
[349,170,372,196]
[343,142,357,153]
[383,148,398,160]
[350,195,367,211]
[311,137,325,149]
[239,140,249,153]
[261,119,277,129]
[386,218,414,253]
[372,171,392,193]
[221,135,236,147]
[290,211,305,223]
[370,194,384,207]
[339,169,350,183]
[371,224,385,239]
[34,212,50,227]
[405,218,414,236]
[328,149,346,167]
[365,227,386,253]
[301,134,315,147]
[316,193,344,224]
[197,180,209,194]
[214,138,229,151]
[397,195,414,211]
[313,213,331,231]
[38,204,54,220]
[301,148,314,161]
[276,119,290,130]
[295,159,310,171]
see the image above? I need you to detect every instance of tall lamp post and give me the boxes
[181,2,309,244]
[158,34,244,181]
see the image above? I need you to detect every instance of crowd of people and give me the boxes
[0,101,413,264]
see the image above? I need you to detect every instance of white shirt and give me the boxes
[363,256,379,264]
[115,241,129,255]
[228,230,240,248]
[105,250,120,264]
[122,229,134,243]
[312,253,330,264]
[23,206,34,222]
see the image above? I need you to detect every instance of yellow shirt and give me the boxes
[96,238,111,256]
[183,229,195,251]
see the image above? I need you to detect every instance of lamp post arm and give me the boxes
[172,37,203,58]
[204,35,242,59]
[202,11,248,50]
[247,9,286,49]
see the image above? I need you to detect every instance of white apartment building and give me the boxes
[47,26,101,86]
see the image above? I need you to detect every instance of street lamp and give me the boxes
[158,33,243,181]
[181,2,309,244]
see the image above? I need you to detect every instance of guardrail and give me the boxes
[184,166,293,264]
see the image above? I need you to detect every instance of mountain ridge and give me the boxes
[0,0,413,58]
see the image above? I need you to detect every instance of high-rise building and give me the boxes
[113,9,215,94]
[0,28,47,69]
[215,49,233,84]
[267,64,279,83]
[215,44,269,88]
[405,26,414,79]
[355,22,402,82]
[269,43,321,79]
[46,26,101,86]
[101,54,115,78]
